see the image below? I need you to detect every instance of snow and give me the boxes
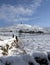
[0,24,48,33]
[0,54,40,65]
[0,24,50,65]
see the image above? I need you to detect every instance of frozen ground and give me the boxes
[0,24,50,65]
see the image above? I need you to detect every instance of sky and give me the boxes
[0,0,50,27]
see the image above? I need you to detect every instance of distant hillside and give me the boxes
[0,24,49,34]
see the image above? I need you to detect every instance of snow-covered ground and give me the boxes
[0,24,50,65]
[0,24,48,33]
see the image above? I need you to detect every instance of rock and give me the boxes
[28,62,34,65]
[32,52,48,65]
[47,52,50,61]
[34,57,48,65]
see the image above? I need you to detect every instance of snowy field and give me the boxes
[0,32,50,53]
[0,32,50,65]
[0,24,50,65]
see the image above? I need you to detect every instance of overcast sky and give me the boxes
[0,0,50,27]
